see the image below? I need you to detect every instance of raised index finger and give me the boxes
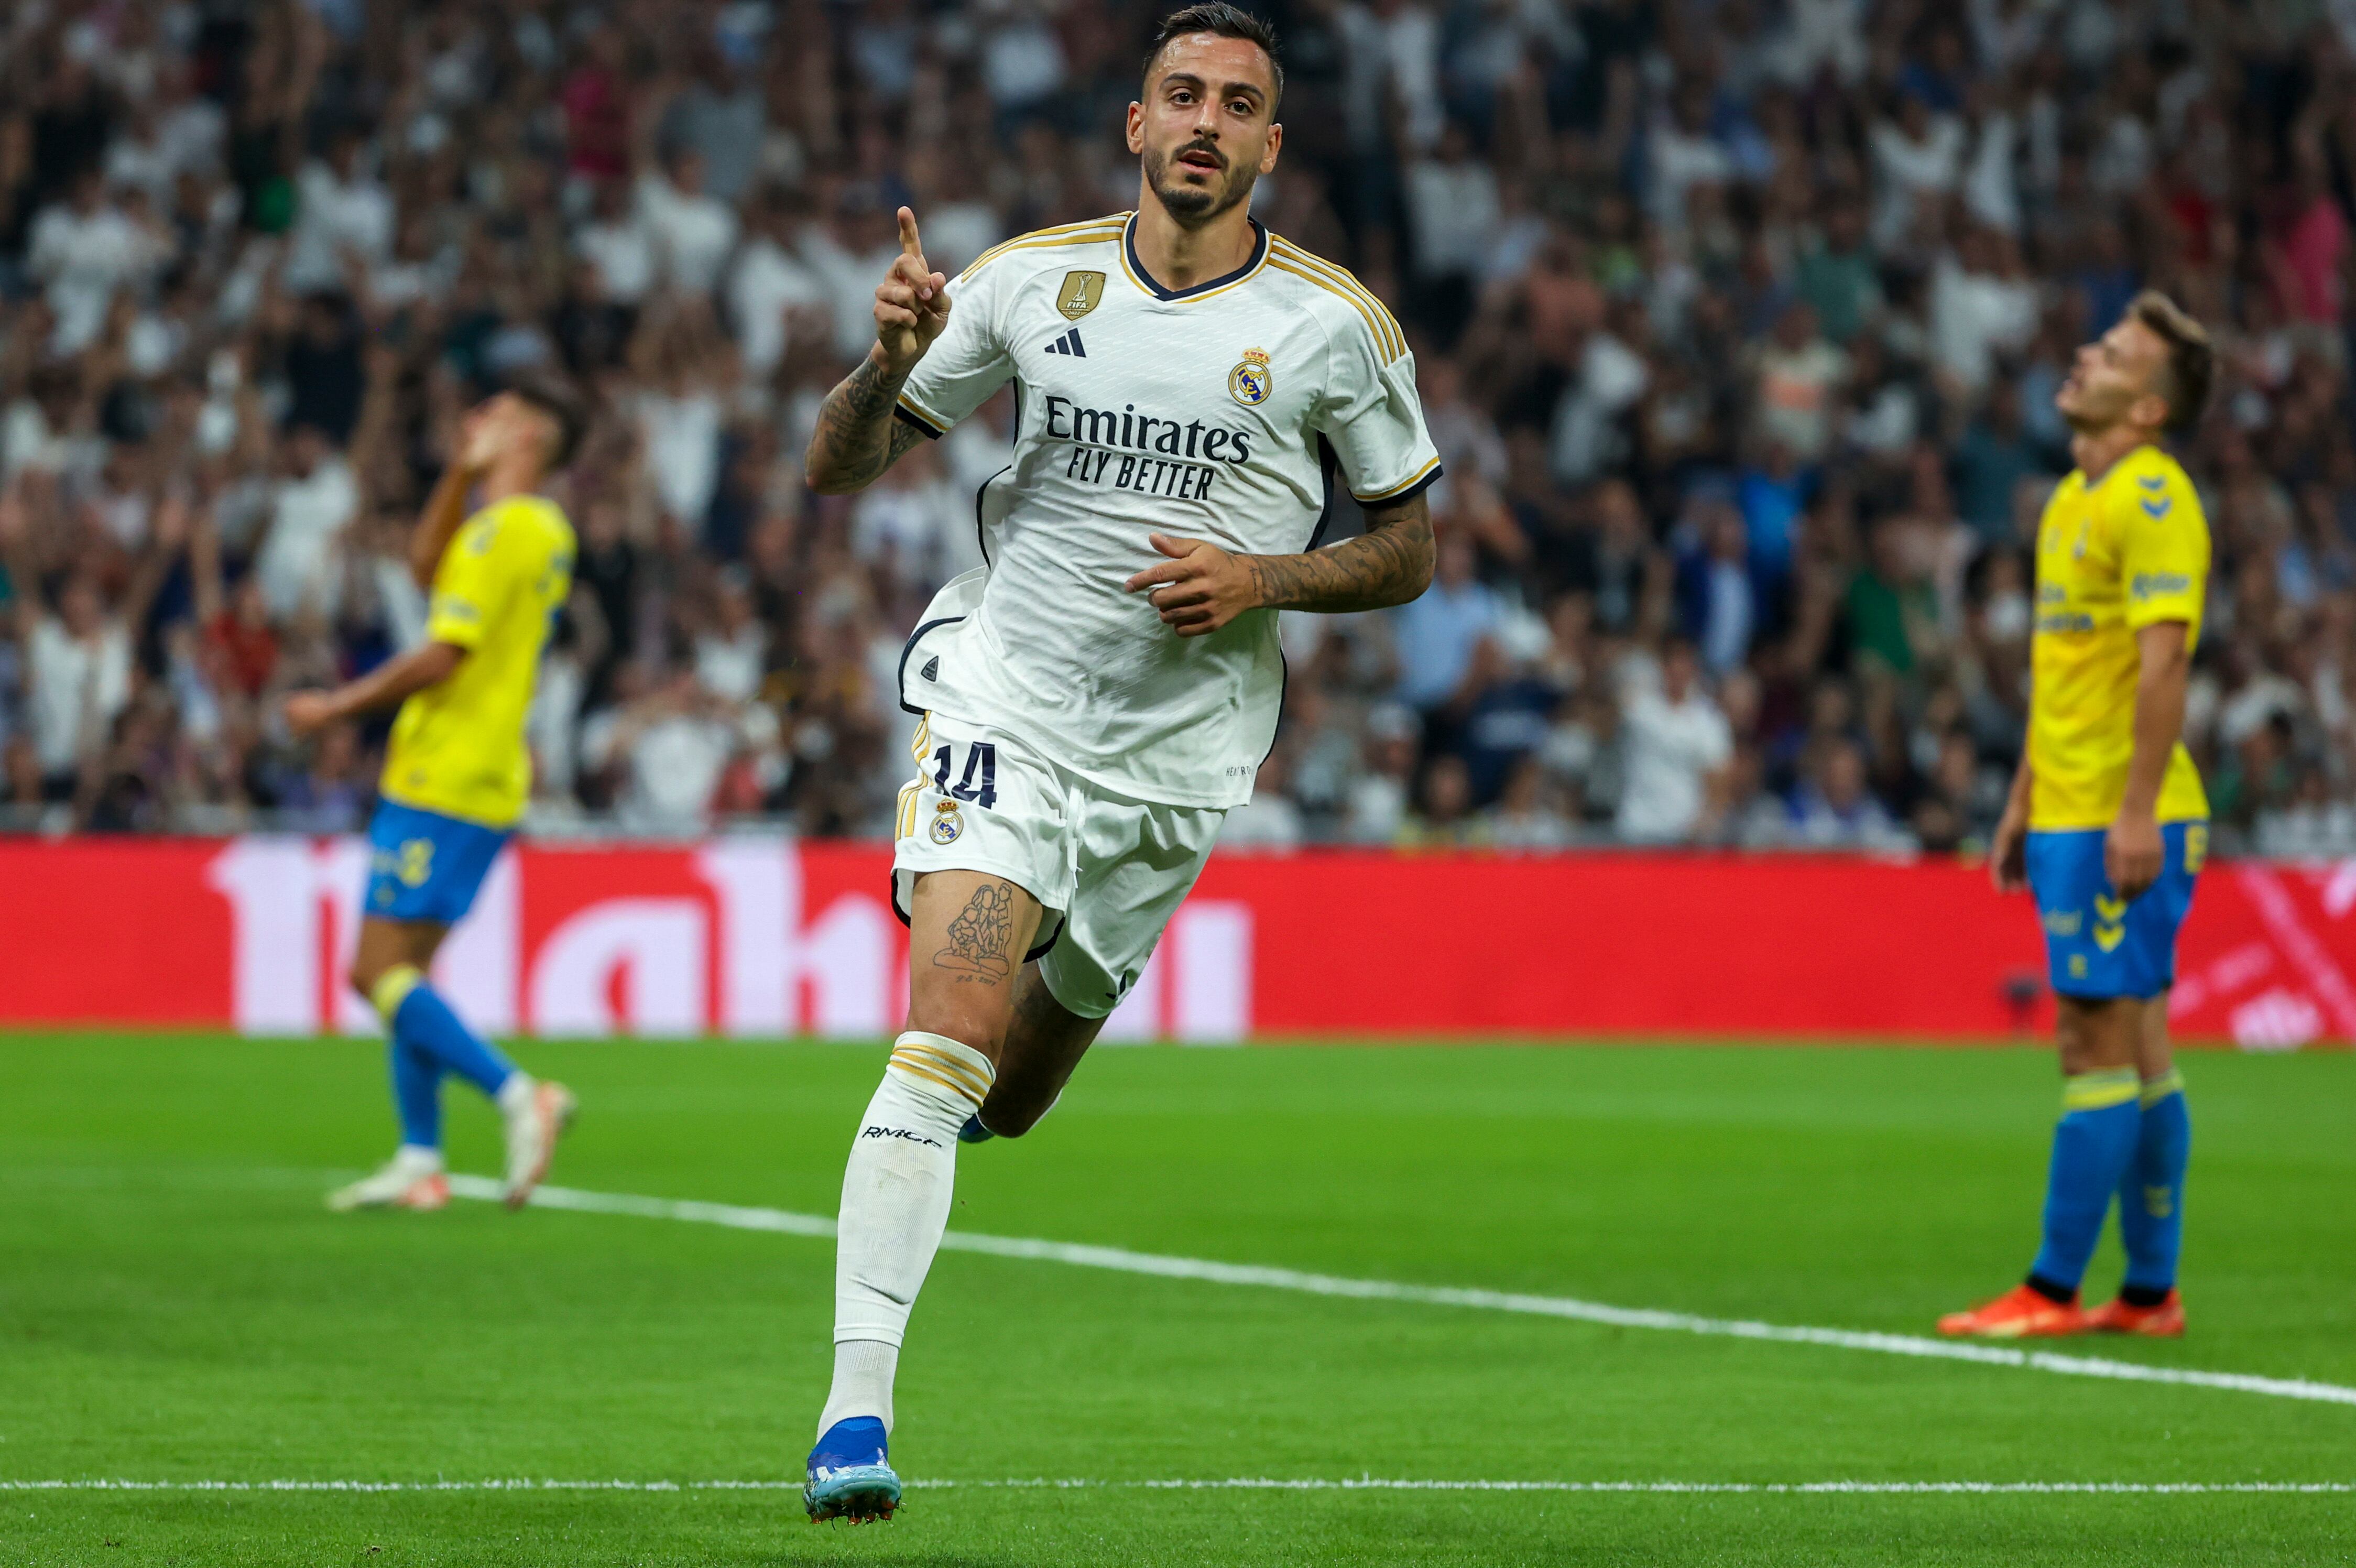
[897,206,925,263]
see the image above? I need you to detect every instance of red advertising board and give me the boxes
[1,837,2351,1047]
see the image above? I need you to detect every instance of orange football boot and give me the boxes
[2085,1290,2185,1337]
[1937,1283,2088,1338]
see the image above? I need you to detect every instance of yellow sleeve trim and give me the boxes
[895,395,948,437]
[1354,455,1443,505]
[1269,239,1406,362]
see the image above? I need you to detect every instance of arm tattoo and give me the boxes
[805,357,927,493]
[933,880,1017,983]
[1241,493,1435,614]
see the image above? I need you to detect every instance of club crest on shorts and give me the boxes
[1056,270,1105,320]
[1228,347,1273,406]
[929,799,964,844]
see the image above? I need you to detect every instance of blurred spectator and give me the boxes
[1615,640,1733,843]
[1392,529,1497,714]
[1951,382,2050,545]
[1400,752,1486,848]
[1764,736,1914,850]
[638,149,738,298]
[582,665,777,836]
[253,424,357,621]
[1748,303,1847,462]
[1794,201,1879,346]
[1676,499,1760,675]
[1485,754,1575,850]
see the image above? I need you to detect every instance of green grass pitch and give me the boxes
[2,1032,2351,1566]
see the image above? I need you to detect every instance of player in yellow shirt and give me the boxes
[1942,294,2213,1342]
[283,381,584,1214]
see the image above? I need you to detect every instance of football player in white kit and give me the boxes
[797,3,1441,1520]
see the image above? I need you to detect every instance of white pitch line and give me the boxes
[6,1478,2352,1496]
[444,1176,2356,1409]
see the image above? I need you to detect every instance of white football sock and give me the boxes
[392,1144,444,1174]
[821,1031,993,1438]
[817,1340,900,1436]
[495,1071,537,1117]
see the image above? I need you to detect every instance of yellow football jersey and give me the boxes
[379,494,574,828]
[2028,444,2209,830]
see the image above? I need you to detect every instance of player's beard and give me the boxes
[1144,139,1256,228]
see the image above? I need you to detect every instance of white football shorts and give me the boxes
[890,708,1224,1019]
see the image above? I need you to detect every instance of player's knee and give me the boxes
[902,998,1007,1061]
[2057,996,2135,1072]
[346,957,385,1001]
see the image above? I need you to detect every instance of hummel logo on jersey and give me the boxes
[1043,326,1086,357]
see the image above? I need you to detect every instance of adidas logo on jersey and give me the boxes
[1043,326,1087,357]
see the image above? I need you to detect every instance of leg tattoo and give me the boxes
[933,881,1018,982]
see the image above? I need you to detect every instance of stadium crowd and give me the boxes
[4,0,2356,856]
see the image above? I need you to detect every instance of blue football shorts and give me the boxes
[363,798,511,926]
[2025,821,2207,1000]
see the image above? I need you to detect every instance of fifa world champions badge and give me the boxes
[1056,270,1105,320]
[1228,347,1273,406]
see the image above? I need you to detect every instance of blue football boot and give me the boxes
[804,1415,900,1522]
[958,1113,995,1144]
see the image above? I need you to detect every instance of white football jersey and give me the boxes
[893,211,1441,809]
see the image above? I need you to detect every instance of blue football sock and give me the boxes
[390,1037,444,1148]
[2117,1070,2191,1295]
[2028,1066,2144,1294]
[374,965,518,1101]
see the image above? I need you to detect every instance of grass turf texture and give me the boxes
[1,1034,2350,1566]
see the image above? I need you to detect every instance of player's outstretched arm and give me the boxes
[806,207,950,495]
[283,641,467,736]
[1124,491,1435,638]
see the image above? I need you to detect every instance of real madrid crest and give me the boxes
[929,799,964,844]
[1056,270,1105,321]
[1228,346,1273,407]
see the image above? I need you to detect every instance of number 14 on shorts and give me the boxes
[932,741,998,809]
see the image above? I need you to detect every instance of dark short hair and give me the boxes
[1142,3,1282,106]
[510,375,587,470]
[2128,290,2213,438]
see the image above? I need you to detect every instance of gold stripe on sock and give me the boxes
[2140,1068,2186,1106]
[892,1041,992,1104]
[893,1036,993,1085]
[2063,1067,2143,1113]
[370,964,425,1022]
[890,1056,987,1109]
